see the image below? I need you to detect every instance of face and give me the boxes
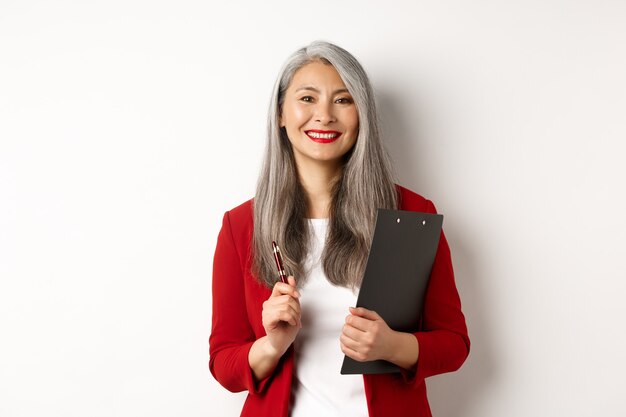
[279,61,359,169]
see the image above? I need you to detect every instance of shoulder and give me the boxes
[395,184,438,214]
[226,198,254,222]
[220,198,254,244]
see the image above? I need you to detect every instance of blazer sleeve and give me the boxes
[208,211,272,394]
[400,199,470,383]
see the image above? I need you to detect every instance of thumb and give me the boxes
[349,306,382,321]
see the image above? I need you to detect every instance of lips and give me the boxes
[305,129,342,144]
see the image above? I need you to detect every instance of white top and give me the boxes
[289,218,368,417]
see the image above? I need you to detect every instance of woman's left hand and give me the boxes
[340,306,396,362]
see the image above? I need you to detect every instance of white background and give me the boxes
[1,1,625,416]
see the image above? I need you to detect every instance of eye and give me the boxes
[300,96,314,103]
[335,97,353,104]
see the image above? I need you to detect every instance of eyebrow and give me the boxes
[294,86,351,95]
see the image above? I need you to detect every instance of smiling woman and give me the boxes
[209,41,470,417]
[279,61,359,167]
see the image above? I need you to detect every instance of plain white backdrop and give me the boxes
[1,1,625,416]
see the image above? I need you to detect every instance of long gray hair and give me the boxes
[252,40,398,290]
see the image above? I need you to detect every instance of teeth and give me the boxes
[307,132,338,139]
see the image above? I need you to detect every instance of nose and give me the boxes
[314,101,336,124]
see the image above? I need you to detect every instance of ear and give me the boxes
[279,112,285,128]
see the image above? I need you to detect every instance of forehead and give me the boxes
[288,61,347,91]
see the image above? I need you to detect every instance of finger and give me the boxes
[283,293,302,328]
[279,295,302,317]
[345,313,373,332]
[264,311,297,328]
[340,332,362,351]
[290,297,302,328]
[349,306,381,321]
[342,323,366,342]
[287,306,302,328]
[277,311,298,327]
[265,295,300,314]
[268,294,301,314]
[264,297,302,329]
[287,275,297,288]
[272,305,300,327]
[340,341,366,363]
[271,281,300,299]
[287,276,301,327]
[271,281,293,297]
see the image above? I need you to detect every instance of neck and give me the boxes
[295,158,342,219]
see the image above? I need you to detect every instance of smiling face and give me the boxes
[279,61,359,169]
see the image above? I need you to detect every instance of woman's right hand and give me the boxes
[262,275,302,356]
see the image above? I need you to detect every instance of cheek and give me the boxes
[348,113,359,146]
[346,109,359,132]
[292,106,310,126]
[284,103,310,129]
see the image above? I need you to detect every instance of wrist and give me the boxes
[384,330,402,362]
[261,336,285,360]
[387,331,419,370]
[249,336,283,383]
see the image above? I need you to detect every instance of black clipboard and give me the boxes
[340,209,443,375]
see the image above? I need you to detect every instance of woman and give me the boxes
[209,41,470,417]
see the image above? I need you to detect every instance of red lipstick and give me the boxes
[305,129,342,144]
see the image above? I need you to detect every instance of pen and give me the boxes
[272,241,288,283]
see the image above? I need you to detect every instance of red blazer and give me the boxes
[209,185,470,417]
